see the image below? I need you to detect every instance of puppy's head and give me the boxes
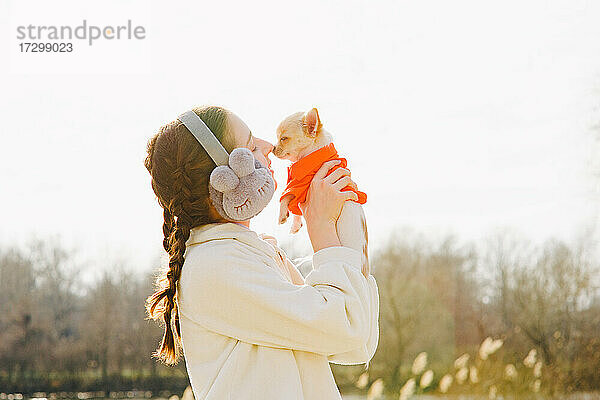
[273,108,323,162]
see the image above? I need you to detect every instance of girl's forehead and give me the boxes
[228,112,251,144]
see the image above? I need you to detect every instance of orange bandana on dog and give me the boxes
[280,143,367,216]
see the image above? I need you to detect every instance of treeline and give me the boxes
[343,229,600,397]
[1,230,599,396]
[0,239,188,392]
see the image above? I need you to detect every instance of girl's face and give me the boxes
[227,112,275,179]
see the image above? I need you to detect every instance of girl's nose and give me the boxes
[262,140,274,155]
[266,142,274,154]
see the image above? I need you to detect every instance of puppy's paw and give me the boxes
[259,233,278,246]
[278,210,289,225]
[290,218,303,234]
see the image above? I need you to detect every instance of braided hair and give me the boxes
[144,105,235,365]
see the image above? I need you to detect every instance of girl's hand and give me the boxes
[299,160,359,252]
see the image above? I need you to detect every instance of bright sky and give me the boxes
[1,0,599,276]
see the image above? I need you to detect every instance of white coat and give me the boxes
[178,222,380,399]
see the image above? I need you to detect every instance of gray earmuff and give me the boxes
[177,110,275,221]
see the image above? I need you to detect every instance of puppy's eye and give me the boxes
[280,137,288,142]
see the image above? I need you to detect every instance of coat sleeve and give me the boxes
[283,253,379,365]
[283,257,307,286]
[326,271,379,366]
[178,239,379,357]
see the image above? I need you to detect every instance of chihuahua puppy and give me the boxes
[273,108,370,278]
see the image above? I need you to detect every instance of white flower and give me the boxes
[367,378,384,400]
[488,385,498,400]
[523,349,537,368]
[469,366,479,383]
[454,353,470,369]
[479,337,503,360]
[181,386,193,400]
[479,337,493,360]
[399,378,415,400]
[456,367,468,384]
[412,352,428,375]
[532,379,541,392]
[439,374,453,393]
[356,372,369,389]
[489,339,504,354]
[504,364,518,380]
[533,361,542,377]
[420,370,434,388]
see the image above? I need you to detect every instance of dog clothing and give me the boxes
[280,143,367,216]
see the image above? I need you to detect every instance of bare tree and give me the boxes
[367,230,476,391]
[484,231,600,393]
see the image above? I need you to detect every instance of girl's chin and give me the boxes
[269,169,277,190]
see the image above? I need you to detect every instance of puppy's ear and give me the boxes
[302,108,322,138]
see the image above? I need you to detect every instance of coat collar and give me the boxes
[185,222,280,263]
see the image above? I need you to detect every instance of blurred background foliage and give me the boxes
[1,228,599,398]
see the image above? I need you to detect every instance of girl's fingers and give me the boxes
[339,191,359,202]
[314,160,341,180]
[347,179,358,191]
[332,176,353,191]
[323,167,350,184]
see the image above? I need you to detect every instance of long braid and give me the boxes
[160,163,193,363]
[144,106,233,366]
[146,134,176,255]
[146,164,195,365]
[162,208,175,253]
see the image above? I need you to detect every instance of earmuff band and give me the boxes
[178,110,230,166]
[176,108,276,221]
